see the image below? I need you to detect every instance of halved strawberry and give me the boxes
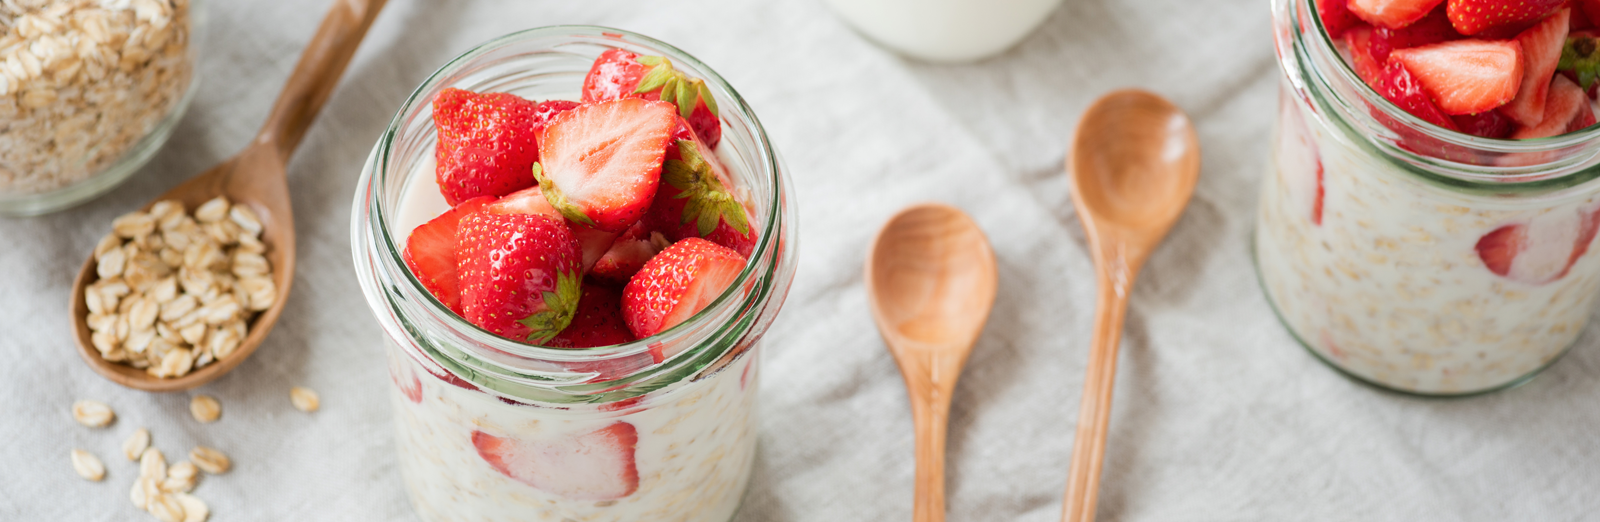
[1503,9,1570,126]
[534,98,677,233]
[1350,0,1445,29]
[457,212,583,344]
[1319,0,1363,38]
[1377,60,1462,129]
[1511,73,1587,137]
[488,186,618,272]
[645,124,758,257]
[1346,25,1390,88]
[582,48,723,149]
[1447,0,1564,35]
[1389,39,1523,115]
[403,196,495,313]
[591,221,671,285]
[1476,205,1600,283]
[433,89,543,206]
[622,238,746,338]
[1451,108,1516,137]
[471,422,639,501]
[548,284,636,348]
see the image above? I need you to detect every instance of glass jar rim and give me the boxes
[1282,0,1600,188]
[356,26,788,389]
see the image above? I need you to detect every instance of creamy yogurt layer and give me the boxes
[1257,86,1600,394]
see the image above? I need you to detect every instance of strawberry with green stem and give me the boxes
[582,48,723,149]
[457,212,584,344]
[646,121,757,257]
[533,98,678,233]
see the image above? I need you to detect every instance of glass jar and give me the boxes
[0,0,203,216]
[351,26,798,521]
[1259,0,1600,395]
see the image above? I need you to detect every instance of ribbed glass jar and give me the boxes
[1259,0,1600,395]
[0,0,203,216]
[351,26,797,521]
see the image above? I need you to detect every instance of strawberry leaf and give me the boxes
[516,270,581,344]
[1561,35,1600,90]
[662,139,750,236]
[696,81,719,118]
[676,79,698,119]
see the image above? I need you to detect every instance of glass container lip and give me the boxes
[369,25,782,364]
[1290,0,1600,185]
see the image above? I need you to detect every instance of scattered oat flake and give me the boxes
[290,386,319,412]
[188,395,220,423]
[148,492,185,522]
[139,447,167,479]
[71,400,115,428]
[123,427,151,460]
[173,492,208,522]
[189,446,229,475]
[70,448,106,481]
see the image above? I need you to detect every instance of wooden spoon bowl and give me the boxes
[68,0,387,392]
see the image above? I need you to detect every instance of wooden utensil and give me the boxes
[867,203,999,522]
[69,0,389,392]
[1059,90,1200,521]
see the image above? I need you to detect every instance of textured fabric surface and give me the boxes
[7,0,1600,520]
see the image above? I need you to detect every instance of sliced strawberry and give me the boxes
[457,212,583,344]
[548,284,636,348]
[389,358,422,404]
[432,89,544,206]
[1389,39,1523,115]
[1503,9,1570,125]
[591,221,671,285]
[1278,89,1327,225]
[1319,0,1363,38]
[622,238,746,338]
[533,100,581,127]
[471,422,639,501]
[1347,25,1390,87]
[1350,0,1445,29]
[1447,0,1564,35]
[582,49,723,149]
[1569,101,1598,131]
[1377,60,1463,129]
[488,186,618,271]
[534,98,676,233]
[645,124,758,257]
[403,196,495,313]
[1451,109,1516,137]
[1512,73,1587,137]
[1476,205,1600,283]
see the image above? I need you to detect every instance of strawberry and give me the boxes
[457,212,583,344]
[1378,6,1464,49]
[389,359,422,404]
[1349,0,1445,29]
[591,221,671,285]
[534,98,677,233]
[1558,31,1600,91]
[403,196,495,314]
[1575,0,1599,30]
[488,186,619,272]
[645,125,758,257]
[1319,0,1363,38]
[1278,90,1326,225]
[1389,39,1523,115]
[1451,109,1516,137]
[1503,9,1570,126]
[548,284,636,348]
[1476,205,1600,283]
[1346,25,1390,88]
[582,49,723,149]
[622,238,747,338]
[471,422,640,501]
[1447,0,1564,35]
[1512,73,1587,137]
[533,99,581,126]
[1570,100,1598,131]
[1377,60,1463,129]
[433,89,543,206]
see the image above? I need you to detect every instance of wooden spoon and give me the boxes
[1059,90,1200,521]
[867,203,998,522]
[68,0,389,392]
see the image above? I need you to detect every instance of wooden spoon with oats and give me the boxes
[69,0,388,392]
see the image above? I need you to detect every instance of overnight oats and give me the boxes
[352,27,797,520]
[1260,0,1600,394]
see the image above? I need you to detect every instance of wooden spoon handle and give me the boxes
[1060,267,1132,522]
[909,385,954,522]
[256,0,389,161]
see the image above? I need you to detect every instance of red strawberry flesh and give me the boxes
[432,89,543,206]
[457,212,584,343]
[1378,60,1463,129]
[1390,39,1523,115]
[548,284,636,348]
[1511,73,1588,138]
[1447,0,1564,36]
[581,48,723,149]
[471,422,640,501]
[1503,8,1570,126]
[622,237,747,338]
[1451,109,1516,137]
[535,98,677,233]
[591,221,671,285]
[404,196,495,313]
[1350,0,1445,29]
[488,186,618,271]
[1319,0,1363,38]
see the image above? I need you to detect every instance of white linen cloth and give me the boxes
[7,0,1598,520]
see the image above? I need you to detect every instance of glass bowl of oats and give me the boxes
[0,0,201,216]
